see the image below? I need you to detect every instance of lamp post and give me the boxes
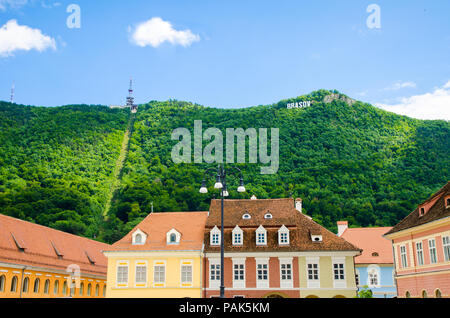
[199,164,245,298]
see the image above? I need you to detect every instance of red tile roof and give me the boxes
[340,227,394,264]
[385,182,450,236]
[204,198,361,253]
[105,212,209,252]
[0,214,109,277]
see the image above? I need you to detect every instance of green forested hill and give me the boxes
[0,90,448,243]
[0,103,129,238]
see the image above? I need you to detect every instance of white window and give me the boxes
[279,257,293,288]
[232,258,245,289]
[264,213,273,219]
[242,214,251,220]
[135,263,147,285]
[181,264,193,285]
[256,225,267,246]
[210,226,220,246]
[416,242,424,266]
[166,228,181,244]
[278,225,289,245]
[369,271,378,286]
[332,258,346,288]
[209,259,221,288]
[256,258,269,288]
[154,263,166,286]
[306,257,319,288]
[367,266,380,288]
[135,234,142,244]
[429,239,437,264]
[132,229,146,245]
[116,263,128,286]
[443,236,450,262]
[400,245,408,268]
[232,226,243,246]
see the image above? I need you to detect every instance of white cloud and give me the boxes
[376,81,450,120]
[0,19,56,57]
[383,81,417,91]
[0,0,28,10]
[130,17,200,48]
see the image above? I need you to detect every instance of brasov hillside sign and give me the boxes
[287,101,312,109]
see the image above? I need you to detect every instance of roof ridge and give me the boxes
[0,213,110,247]
[418,182,449,206]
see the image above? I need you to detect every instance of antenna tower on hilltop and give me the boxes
[127,77,138,113]
[10,82,15,104]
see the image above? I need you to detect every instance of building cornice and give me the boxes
[384,216,450,240]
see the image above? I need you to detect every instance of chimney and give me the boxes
[337,221,348,237]
[295,198,302,213]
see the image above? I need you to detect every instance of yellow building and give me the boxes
[0,214,109,298]
[103,211,208,298]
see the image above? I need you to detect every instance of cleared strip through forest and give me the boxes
[103,113,135,218]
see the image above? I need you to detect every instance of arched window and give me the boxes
[422,290,427,298]
[170,233,177,243]
[33,278,40,293]
[22,277,29,293]
[405,291,411,298]
[44,279,50,294]
[63,281,68,295]
[135,234,142,244]
[367,266,381,288]
[54,280,59,295]
[79,282,84,296]
[95,284,99,297]
[368,270,379,287]
[10,276,18,293]
[87,283,92,296]
[0,275,5,292]
[435,289,442,298]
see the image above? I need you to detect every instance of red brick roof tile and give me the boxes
[0,214,109,277]
[105,212,209,252]
[204,198,361,253]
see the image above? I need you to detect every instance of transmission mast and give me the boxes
[127,77,138,113]
[10,82,15,104]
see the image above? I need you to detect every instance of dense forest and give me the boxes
[0,90,449,243]
[0,103,129,239]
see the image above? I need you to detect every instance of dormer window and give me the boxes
[256,225,267,246]
[278,225,290,245]
[132,229,147,245]
[419,207,425,217]
[311,235,323,242]
[264,213,273,219]
[135,234,143,244]
[232,225,243,246]
[242,214,251,220]
[372,252,379,257]
[210,226,221,246]
[446,197,450,208]
[166,229,181,245]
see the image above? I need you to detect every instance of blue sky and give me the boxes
[0,0,449,119]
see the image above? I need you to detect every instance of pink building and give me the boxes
[384,182,450,298]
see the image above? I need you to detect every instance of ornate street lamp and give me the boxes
[199,164,245,298]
